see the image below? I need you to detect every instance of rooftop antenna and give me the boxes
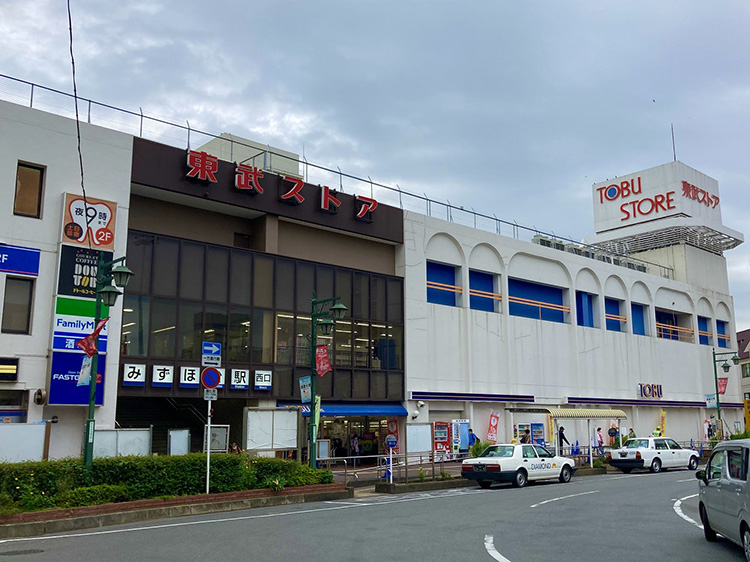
[671,123,677,162]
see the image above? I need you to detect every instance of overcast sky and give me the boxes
[1,1,749,330]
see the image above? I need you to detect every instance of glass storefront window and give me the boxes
[353,272,369,319]
[204,304,228,359]
[335,269,352,312]
[353,322,370,368]
[179,242,204,300]
[388,324,404,370]
[229,251,252,306]
[295,315,311,367]
[126,232,153,295]
[177,302,203,360]
[205,247,229,303]
[387,278,403,322]
[317,266,334,301]
[253,256,273,309]
[150,298,177,358]
[296,262,314,313]
[228,307,251,362]
[121,295,150,357]
[275,313,294,365]
[252,309,274,364]
[334,320,352,367]
[276,259,295,311]
[371,276,386,322]
[153,238,179,297]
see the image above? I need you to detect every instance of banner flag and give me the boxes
[76,318,109,358]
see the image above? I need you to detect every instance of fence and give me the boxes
[0,73,674,279]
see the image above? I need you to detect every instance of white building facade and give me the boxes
[0,100,133,458]
[401,161,744,448]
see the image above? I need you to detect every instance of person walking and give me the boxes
[520,429,531,444]
[558,426,570,454]
[628,428,636,439]
[592,427,604,455]
[468,428,478,448]
[349,430,361,467]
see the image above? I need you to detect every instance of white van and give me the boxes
[696,438,750,561]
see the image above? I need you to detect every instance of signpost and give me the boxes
[202,341,222,367]
[385,434,398,484]
[201,364,220,494]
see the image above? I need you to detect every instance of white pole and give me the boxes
[588,419,593,468]
[389,447,393,484]
[206,399,212,494]
[555,419,560,456]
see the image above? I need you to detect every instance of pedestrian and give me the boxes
[520,429,531,444]
[592,427,604,455]
[558,426,570,454]
[349,430,360,466]
[652,426,662,437]
[228,442,243,454]
[628,428,636,439]
[468,428,478,448]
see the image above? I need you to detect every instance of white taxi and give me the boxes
[608,437,700,473]
[461,443,576,488]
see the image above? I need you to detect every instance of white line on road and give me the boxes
[677,478,695,483]
[530,490,599,508]
[673,493,701,529]
[484,535,512,562]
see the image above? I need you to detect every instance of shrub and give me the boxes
[730,430,750,440]
[471,440,493,458]
[56,484,131,508]
[593,458,605,469]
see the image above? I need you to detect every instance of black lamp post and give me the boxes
[308,291,347,469]
[712,347,740,439]
[82,253,133,472]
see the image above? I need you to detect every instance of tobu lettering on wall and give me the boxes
[596,176,676,222]
[186,150,379,222]
[638,383,663,399]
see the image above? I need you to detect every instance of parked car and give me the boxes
[608,437,700,473]
[461,443,576,488]
[696,439,750,561]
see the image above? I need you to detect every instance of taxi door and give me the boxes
[653,438,672,467]
[533,444,558,478]
[665,439,688,468]
[521,445,543,480]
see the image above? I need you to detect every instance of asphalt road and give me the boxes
[0,469,745,562]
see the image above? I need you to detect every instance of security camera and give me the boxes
[411,410,420,420]
[417,400,425,408]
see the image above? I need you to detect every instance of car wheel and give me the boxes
[559,465,572,483]
[650,458,662,473]
[513,470,527,488]
[743,526,750,561]
[479,480,492,489]
[621,468,633,474]
[700,504,717,542]
[688,456,699,470]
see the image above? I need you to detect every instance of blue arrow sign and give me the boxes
[202,342,221,356]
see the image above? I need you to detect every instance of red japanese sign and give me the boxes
[682,180,719,208]
[186,150,219,183]
[718,377,729,395]
[75,318,109,358]
[487,410,500,443]
[62,193,118,251]
[387,418,400,454]
[315,345,332,376]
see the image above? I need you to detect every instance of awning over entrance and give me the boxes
[509,407,628,419]
[277,402,409,418]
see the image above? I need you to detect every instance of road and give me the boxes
[0,469,745,562]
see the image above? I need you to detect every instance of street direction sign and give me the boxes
[201,341,222,367]
[385,434,398,449]
[201,367,221,389]
[204,388,217,401]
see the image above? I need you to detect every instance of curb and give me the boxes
[0,485,352,540]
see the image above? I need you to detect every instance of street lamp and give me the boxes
[712,347,740,439]
[308,290,347,469]
[82,252,134,472]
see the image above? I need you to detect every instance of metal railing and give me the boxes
[0,73,675,279]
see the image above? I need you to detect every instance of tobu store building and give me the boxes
[117,135,407,458]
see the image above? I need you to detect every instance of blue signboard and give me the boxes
[202,342,221,356]
[0,244,40,276]
[53,334,108,353]
[48,352,105,406]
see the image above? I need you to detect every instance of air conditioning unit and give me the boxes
[634,263,648,273]
[612,257,626,267]
[533,235,565,251]
[565,244,584,256]
[596,254,613,264]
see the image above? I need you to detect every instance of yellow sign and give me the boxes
[744,399,750,433]
[660,411,667,436]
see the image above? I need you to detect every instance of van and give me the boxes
[696,438,750,561]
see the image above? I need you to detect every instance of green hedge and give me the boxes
[0,454,333,514]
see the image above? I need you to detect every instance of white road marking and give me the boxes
[530,490,599,508]
[0,487,487,546]
[677,478,695,483]
[673,493,702,529]
[484,535,512,562]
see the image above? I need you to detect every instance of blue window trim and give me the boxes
[605,298,623,332]
[426,261,458,306]
[508,278,565,323]
[576,291,595,328]
[632,303,647,336]
[469,269,495,312]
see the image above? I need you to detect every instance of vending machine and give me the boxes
[531,423,545,446]
[433,421,450,460]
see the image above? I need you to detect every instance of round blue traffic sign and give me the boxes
[385,434,398,449]
[201,367,221,389]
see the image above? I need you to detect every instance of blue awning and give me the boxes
[277,401,408,417]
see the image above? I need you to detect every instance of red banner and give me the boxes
[718,377,729,395]
[315,345,332,376]
[75,318,109,358]
[387,418,400,453]
[487,410,500,443]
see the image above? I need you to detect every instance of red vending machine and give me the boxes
[433,421,450,461]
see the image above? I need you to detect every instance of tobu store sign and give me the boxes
[186,150,379,221]
[592,161,723,234]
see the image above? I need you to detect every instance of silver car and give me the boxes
[696,439,750,561]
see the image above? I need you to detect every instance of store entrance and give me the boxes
[318,417,392,464]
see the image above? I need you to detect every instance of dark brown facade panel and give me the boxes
[131,138,404,244]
